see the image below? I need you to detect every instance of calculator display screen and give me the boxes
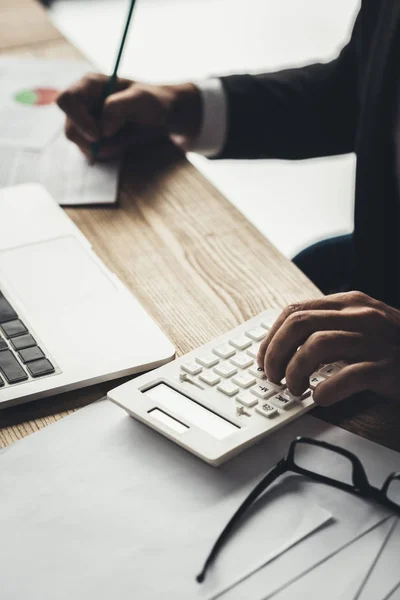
[145,383,239,440]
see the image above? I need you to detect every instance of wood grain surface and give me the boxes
[0,0,399,457]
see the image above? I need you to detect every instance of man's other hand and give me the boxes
[257,291,400,406]
[57,73,202,161]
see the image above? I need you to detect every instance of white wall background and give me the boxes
[50,0,361,257]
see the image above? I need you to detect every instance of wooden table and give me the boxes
[0,0,399,453]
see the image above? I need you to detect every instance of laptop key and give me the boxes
[18,346,45,364]
[1,319,28,339]
[0,292,18,324]
[0,336,8,351]
[27,358,55,378]
[0,349,28,383]
[10,334,36,351]
[0,374,4,387]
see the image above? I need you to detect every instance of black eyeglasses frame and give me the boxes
[196,436,400,583]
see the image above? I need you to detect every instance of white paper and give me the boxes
[358,518,400,600]
[0,403,394,600]
[0,58,90,150]
[271,518,396,600]
[0,136,119,205]
[0,57,119,205]
[39,134,119,205]
[0,402,397,599]
[214,418,393,600]
[0,400,331,600]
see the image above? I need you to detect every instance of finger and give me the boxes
[257,291,371,370]
[285,331,372,396]
[58,89,100,143]
[66,122,123,161]
[65,119,92,154]
[258,296,350,369]
[261,309,368,383]
[67,121,157,162]
[101,88,139,137]
[313,361,379,406]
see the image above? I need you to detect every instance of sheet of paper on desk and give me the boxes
[40,134,119,205]
[0,57,89,150]
[358,518,400,600]
[0,402,397,600]
[0,136,119,205]
[0,400,330,600]
[270,517,396,600]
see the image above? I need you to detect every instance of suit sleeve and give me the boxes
[217,11,361,160]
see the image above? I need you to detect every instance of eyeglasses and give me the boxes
[196,436,400,583]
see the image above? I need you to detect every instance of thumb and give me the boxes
[101,88,136,137]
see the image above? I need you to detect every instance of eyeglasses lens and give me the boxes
[385,478,400,505]
[293,442,354,485]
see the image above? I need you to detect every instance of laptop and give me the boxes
[0,184,175,408]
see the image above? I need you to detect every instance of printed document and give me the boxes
[0,57,89,150]
[0,58,119,205]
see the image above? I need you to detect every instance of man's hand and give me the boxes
[257,291,400,406]
[57,73,202,161]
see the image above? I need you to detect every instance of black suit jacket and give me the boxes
[219,1,400,308]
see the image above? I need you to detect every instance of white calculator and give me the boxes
[108,310,340,466]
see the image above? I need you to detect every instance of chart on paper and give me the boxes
[0,57,90,150]
[14,87,59,107]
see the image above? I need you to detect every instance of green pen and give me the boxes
[91,0,138,163]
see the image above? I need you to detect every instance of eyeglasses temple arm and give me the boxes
[196,459,287,584]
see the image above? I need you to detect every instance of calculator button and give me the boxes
[335,361,347,368]
[248,366,266,379]
[256,402,278,418]
[247,344,261,358]
[269,378,286,391]
[319,363,342,378]
[245,327,267,342]
[250,383,277,399]
[270,393,297,410]
[282,389,311,402]
[309,373,326,389]
[237,393,258,408]
[199,371,221,386]
[213,344,236,359]
[217,381,239,396]
[181,361,202,376]
[214,363,237,378]
[229,335,252,350]
[232,372,257,388]
[230,353,253,369]
[196,353,219,368]
[261,318,274,330]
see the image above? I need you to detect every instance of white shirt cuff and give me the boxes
[192,78,227,157]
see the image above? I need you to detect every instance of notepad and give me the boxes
[0,138,119,206]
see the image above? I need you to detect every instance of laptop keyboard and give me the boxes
[0,290,55,387]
